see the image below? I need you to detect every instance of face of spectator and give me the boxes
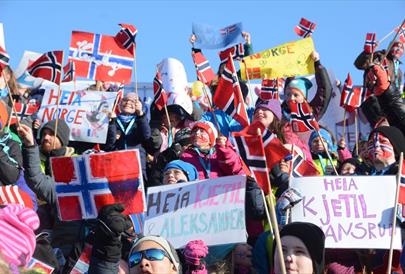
[121,97,137,115]
[253,107,274,128]
[340,163,356,175]
[274,235,313,274]
[129,240,177,274]
[389,42,404,60]
[368,132,396,170]
[163,168,188,184]
[191,127,211,149]
[311,137,327,154]
[285,88,305,104]
[40,128,62,153]
[162,113,182,129]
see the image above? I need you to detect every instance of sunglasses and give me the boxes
[128,248,171,268]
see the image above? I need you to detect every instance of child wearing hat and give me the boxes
[162,160,198,184]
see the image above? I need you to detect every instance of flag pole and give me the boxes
[241,59,255,107]
[201,83,221,133]
[316,129,339,175]
[155,66,172,137]
[229,54,249,126]
[258,128,287,274]
[342,109,347,143]
[53,51,64,150]
[355,109,359,157]
[133,43,138,94]
[382,19,405,60]
[387,152,404,274]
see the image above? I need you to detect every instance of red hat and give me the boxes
[0,100,9,130]
[0,185,34,209]
[191,121,218,145]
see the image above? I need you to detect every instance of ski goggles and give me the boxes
[128,248,171,268]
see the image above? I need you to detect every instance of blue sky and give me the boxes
[1,0,404,85]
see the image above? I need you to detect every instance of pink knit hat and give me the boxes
[0,204,40,266]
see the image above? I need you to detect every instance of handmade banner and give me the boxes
[290,176,401,249]
[192,22,243,49]
[36,87,117,143]
[144,175,247,248]
[52,149,145,221]
[69,31,134,83]
[240,37,315,80]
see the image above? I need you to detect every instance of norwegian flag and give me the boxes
[153,71,168,111]
[213,57,249,127]
[219,43,245,64]
[62,61,75,82]
[10,102,40,125]
[69,31,134,83]
[395,23,405,43]
[260,79,280,100]
[359,85,372,104]
[233,133,271,194]
[398,160,405,204]
[115,23,137,55]
[192,51,216,85]
[340,73,361,112]
[27,51,63,84]
[291,153,319,177]
[0,46,9,72]
[294,18,316,38]
[289,101,320,132]
[51,150,145,221]
[364,33,377,54]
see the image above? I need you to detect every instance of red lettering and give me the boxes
[74,110,85,124]
[47,89,60,105]
[42,107,55,122]
[60,108,68,119]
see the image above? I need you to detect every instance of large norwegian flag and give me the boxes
[289,101,320,132]
[69,31,134,83]
[398,160,405,204]
[218,43,245,65]
[27,51,63,84]
[192,51,216,85]
[213,57,249,127]
[340,73,362,112]
[153,71,168,111]
[260,78,280,100]
[115,23,137,55]
[10,102,40,125]
[51,150,145,221]
[291,152,319,177]
[294,18,316,38]
[0,45,9,72]
[233,133,271,194]
[364,33,377,54]
[62,61,75,82]
[395,23,405,43]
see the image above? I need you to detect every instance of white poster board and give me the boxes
[290,176,401,249]
[144,175,247,248]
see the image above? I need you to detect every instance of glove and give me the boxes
[91,204,132,263]
[276,187,303,225]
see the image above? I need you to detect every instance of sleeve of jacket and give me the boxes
[22,145,57,205]
[309,60,332,120]
[244,43,254,56]
[216,140,244,176]
[245,177,265,219]
[136,114,151,141]
[100,119,117,151]
[0,139,23,185]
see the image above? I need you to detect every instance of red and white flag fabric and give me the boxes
[192,51,216,85]
[218,43,245,64]
[52,150,145,221]
[260,78,280,100]
[395,22,405,43]
[62,61,76,82]
[153,71,168,111]
[0,185,34,209]
[115,23,138,55]
[289,101,320,132]
[213,57,249,127]
[291,151,319,177]
[340,73,362,112]
[10,102,40,125]
[398,160,405,204]
[27,51,63,84]
[364,33,377,54]
[69,31,134,83]
[294,18,316,38]
[0,45,9,73]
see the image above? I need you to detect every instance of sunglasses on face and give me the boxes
[128,248,170,268]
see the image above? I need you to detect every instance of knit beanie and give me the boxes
[0,204,40,267]
[164,160,199,182]
[0,185,34,209]
[308,128,337,153]
[0,100,9,130]
[254,99,282,120]
[275,222,325,274]
[129,235,181,273]
[371,126,405,158]
[40,119,70,147]
[183,240,208,274]
[191,121,218,146]
[287,78,313,98]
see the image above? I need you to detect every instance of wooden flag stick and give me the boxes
[382,18,405,60]
[53,51,64,150]
[241,59,255,107]
[257,128,286,274]
[355,109,359,157]
[133,44,138,94]
[387,152,404,274]
[201,83,221,133]
[316,129,339,175]
[342,109,347,142]
[229,54,249,126]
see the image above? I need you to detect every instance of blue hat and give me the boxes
[287,78,313,98]
[308,128,337,153]
[163,160,198,182]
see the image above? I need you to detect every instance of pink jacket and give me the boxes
[180,140,244,180]
[283,124,313,161]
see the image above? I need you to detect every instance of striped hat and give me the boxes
[0,204,40,266]
[0,185,34,209]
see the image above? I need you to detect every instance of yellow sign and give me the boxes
[240,37,315,80]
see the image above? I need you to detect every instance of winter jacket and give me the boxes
[180,140,244,179]
[310,60,333,120]
[282,123,313,161]
[112,114,151,150]
[0,131,22,185]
